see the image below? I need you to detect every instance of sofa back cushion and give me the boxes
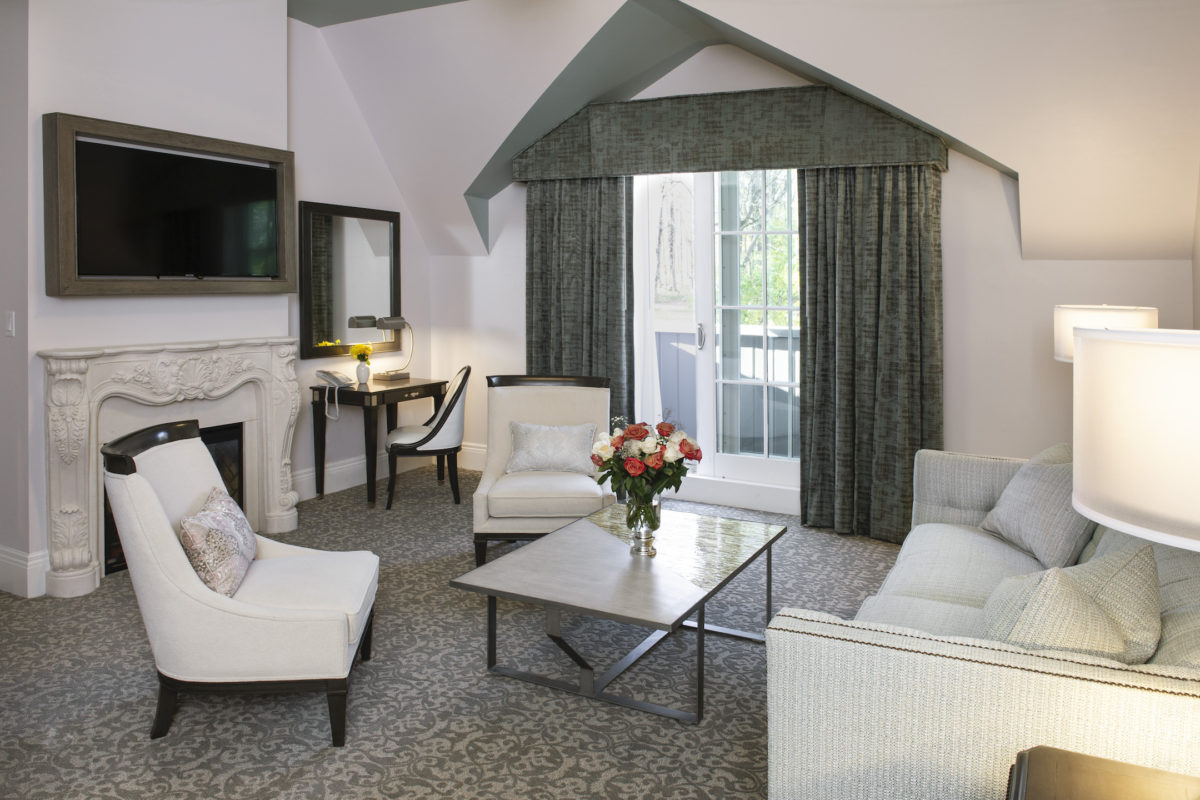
[980,443,1096,568]
[984,545,1161,664]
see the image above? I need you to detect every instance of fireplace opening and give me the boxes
[103,422,245,575]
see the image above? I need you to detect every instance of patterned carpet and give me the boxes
[0,468,898,800]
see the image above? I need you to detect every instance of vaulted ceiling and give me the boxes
[294,0,1200,261]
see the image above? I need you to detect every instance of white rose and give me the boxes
[663,442,684,462]
[668,429,687,443]
[592,441,615,460]
[638,437,659,454]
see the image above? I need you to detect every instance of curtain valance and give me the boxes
[512,86,947,181]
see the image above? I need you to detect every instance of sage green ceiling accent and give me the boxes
[512,86,948,181]
[287,0,465,28]
[465,0,1011,250]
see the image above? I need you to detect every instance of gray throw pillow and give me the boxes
[178,486,257,596]
[980,443,1095,567]
[505,422,597,475]
[983,545,1161,664]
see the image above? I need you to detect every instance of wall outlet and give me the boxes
[4,311,14,337]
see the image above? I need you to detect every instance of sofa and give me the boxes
[767,447,1200,799]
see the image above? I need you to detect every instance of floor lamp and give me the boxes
[1053,305,1159,363]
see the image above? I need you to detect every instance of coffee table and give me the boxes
[449,504,787,723]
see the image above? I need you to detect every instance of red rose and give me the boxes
[624,423,651,441]
[690,447,703,461]
[679,439,697,458]
[624,457,646,476]
[644,450,664,469]
[591,454,603,467]
[655,422,675,438]
[612,434,625,450]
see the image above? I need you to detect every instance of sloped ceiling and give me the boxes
[310,0,1200,260]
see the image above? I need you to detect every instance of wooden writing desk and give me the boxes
[310,377,448,506]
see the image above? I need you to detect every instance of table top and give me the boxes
[1008,746,1200,800]
[449,505,787,630]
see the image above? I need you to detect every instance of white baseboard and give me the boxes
[672,474,802,516]
[0,544,48,598]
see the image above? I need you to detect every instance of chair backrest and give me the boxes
[482,376,611,480]
[101,420,232,660]
[418,365,471,450]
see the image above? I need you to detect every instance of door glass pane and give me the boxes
[737,172,762,230]
[768,383,800,459]
[766,233,791,308]
[765,169,791,231]
[720,382,764,455]
[738,235,763,307]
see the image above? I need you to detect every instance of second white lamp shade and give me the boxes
[1053,305,1158,362]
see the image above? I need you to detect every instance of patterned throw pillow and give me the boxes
[178,487,257,596]
[980,442,1096,567]
[505,422,597,475]
[984,545,1161,664]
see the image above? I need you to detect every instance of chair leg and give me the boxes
[150,679,178,739]
[448,452,460,504]
[359,612,374,663]
[326,680,348,747]
[385,450,398,510]
[436,454,445,481]
[475,540,488,567]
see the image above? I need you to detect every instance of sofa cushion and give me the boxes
[487,470,605,518]
[235,550,379,645]
[876,523,1043,607]
[984,545,1161,664]
[505,422,597,475]
[177,486,257,596]
[855,594,987,638]
[980,443,1096,568]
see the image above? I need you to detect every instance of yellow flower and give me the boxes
[350,343,373,364]
[316,339,341,347]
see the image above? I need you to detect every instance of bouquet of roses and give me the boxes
[591,421,703,531]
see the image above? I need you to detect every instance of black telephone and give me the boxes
[316,370,353,387]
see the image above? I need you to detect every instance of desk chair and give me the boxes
[385,365,470,507]
[102,420,378,747]
[472,375,614,565]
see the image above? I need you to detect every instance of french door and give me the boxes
[633,170,801,487]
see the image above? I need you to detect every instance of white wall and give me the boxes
[942,150,1192,458]
[288,19,433,497]
[0,0,31,596]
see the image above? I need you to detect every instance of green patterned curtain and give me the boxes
[525,177,634,422]
[799,164,944,542]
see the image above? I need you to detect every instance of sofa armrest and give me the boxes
[767,608,1200,800]
[911,449,1025,528]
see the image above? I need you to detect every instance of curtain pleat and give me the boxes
[525,177,634,422]
[800,165,944,542]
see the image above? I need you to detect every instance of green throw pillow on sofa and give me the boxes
[980,443,1095,568]
[983,545,1161,664]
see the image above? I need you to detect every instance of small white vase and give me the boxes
[356,362,370,384]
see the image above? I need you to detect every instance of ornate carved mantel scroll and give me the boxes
[37,338,301,598]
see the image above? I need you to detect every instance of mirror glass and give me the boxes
[299,202,401,360]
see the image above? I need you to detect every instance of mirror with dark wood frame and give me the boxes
[299,202,402,360]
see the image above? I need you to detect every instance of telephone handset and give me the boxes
[316,370,353,387]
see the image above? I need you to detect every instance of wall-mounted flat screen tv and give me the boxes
[44,113,296,297]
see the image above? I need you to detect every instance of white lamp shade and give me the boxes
[1053,305,1158,362]
[1073,328,1200,550]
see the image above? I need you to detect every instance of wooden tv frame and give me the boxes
[43,113,297,297]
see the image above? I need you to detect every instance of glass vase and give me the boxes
[625,492,661,556]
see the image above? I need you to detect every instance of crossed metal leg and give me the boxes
[484,546,773,723]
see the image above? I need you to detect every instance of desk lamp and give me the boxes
[1053,305,1158,363]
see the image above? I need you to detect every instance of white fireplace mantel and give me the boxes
[37,337,301,598]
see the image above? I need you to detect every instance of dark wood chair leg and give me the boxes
[150,679,178,739]
[436,454,445,481]
[326,680,348,747]
[474,539,488,567]
[385,449,398,510]
[359,612,374,662]
[448,451,460,504]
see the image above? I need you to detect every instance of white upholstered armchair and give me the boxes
[102,420,378,746]
[472,376,615,565]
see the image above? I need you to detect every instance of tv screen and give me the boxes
[74,139,279,280]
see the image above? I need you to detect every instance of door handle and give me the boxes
[696,323,706,351]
